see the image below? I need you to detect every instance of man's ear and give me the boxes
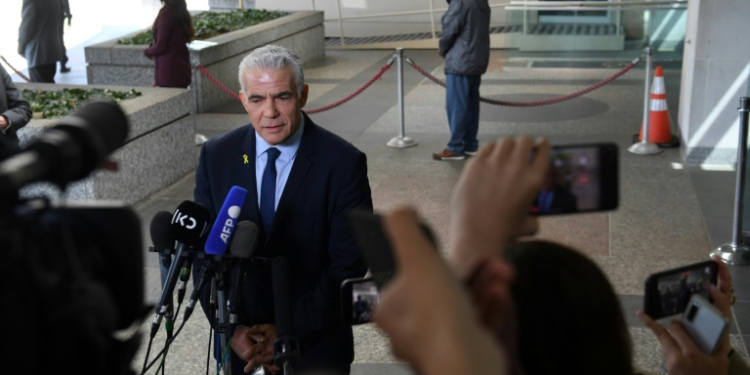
[239,90,251,111]
[299,84,309,108]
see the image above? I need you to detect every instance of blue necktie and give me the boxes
[260,147,280,236]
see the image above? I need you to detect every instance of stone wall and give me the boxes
[16,83,195,205]
[85,11,324,113]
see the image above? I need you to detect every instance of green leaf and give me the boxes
[117,9,288,44]
[21,88,142,119]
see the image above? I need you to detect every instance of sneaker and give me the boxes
[60,66,71,73]
[432,149,465,161]
[465,150,478,156]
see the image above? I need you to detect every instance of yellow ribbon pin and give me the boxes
[243,154,249,164]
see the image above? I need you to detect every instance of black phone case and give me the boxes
[643,260,718,320]
[346,208,437,288]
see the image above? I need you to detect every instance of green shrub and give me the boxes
[117,9,288,45]
[21,88,142,119]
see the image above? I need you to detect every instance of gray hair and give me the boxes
[238,44,305,97]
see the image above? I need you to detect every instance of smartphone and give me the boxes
[341,277,380,325]
[681,294,729,355]
[643,260,718,320]
[531,143,618,215]
[346,209,437,288]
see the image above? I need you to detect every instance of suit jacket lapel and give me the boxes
[238,127,261,227]
[267,113,315,240]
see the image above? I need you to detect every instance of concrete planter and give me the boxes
[16,83,195,205]
[85,11,324,113]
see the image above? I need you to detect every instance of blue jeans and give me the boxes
[446,73,481,154]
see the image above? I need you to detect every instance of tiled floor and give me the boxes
[21,38,750,373]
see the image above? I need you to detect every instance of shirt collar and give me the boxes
[255,113,305,161]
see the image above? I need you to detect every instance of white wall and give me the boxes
[679,0,750,164]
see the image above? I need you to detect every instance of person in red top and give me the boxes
[143,0,194,88]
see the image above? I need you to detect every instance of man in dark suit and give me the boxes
[0,64,32,151]
[535,166,577,215]
[194,45,372,375]
[18,0,65,83]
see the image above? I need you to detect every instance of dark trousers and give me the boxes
[28,64,56,83]
[445,73,482,154]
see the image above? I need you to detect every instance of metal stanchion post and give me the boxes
[711,97,750,265]
[336,0,345,46]
[387,48,417,148]
[628,46,662,155]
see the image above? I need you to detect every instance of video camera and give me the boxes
[0,100,146,374]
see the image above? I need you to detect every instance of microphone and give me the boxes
[150,200,210,339]
[273,257,300,375]
[226,221,260,332]
[205,185,248,255]
[183,187,249,323]
[0,100,128,191]
[150,211,177,338]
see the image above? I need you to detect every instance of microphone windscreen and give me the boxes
[170,201,211,245]
[229,221,259,259]
[205,185,248,255]
[67,100,129,155]
[150,211,175,251]
[272,257,293,337]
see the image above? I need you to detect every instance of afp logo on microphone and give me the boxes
[205,186,248,255]
[221,205,242,244]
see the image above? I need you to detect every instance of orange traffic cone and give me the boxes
[635,66,680,147]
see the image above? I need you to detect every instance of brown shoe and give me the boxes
[432,149,465,161]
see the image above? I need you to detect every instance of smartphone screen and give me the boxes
[644,260,718,319]
[531,143,618,215]
[346,209,437,288]
[341,277,380,325]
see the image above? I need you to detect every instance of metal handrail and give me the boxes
[323,3,509,22]
[509,0,686,5]
[322,0,686,22]
[506,6,686,10]
[321,0,687,46]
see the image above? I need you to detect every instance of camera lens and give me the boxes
[686,304,698,322]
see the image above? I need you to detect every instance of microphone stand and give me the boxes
[272,257,301,375]
[273,337,300,375]
[213,260,233,375]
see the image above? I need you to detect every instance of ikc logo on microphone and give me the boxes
[172,208,198,229]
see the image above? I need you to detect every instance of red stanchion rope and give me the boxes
[306,62,392,114]
[0,55,32,83]
[196,62,394,114]
[197,65,242,102]
[406,56,641,107]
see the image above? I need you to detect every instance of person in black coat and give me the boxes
[0,64,32,152]
[18,0,65,83]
